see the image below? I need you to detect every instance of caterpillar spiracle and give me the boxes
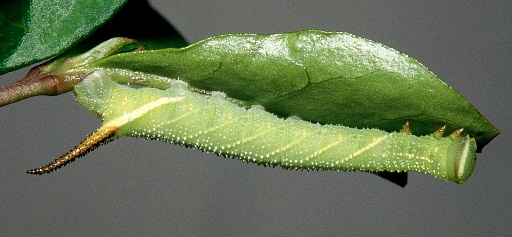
[27,71,477,183]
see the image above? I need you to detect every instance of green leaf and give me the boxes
[87,30,498,149]
[0,0,188,107]
[0,0,128,75]
[49,0,188,62]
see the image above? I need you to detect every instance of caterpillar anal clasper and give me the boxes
[27,71,477,183]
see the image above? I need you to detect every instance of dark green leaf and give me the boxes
[52,0,188,61]
[0,0,188,107]
[0,0,128,75]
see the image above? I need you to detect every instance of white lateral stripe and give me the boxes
[105,96,184,127]
[310,139,342,158]
[344,135,388,162]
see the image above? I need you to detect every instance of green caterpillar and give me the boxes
[27,71,476,183]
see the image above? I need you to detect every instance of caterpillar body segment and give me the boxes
[28,71,477,183]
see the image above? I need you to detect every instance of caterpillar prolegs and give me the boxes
[27,71,477,183]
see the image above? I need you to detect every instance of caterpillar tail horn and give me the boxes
[26,126,117,174]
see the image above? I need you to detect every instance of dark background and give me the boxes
[1,1,510,236]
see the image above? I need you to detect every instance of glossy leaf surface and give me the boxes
[87,30,499,149]
[0,0,128,74]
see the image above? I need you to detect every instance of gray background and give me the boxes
[1,1,510,236]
